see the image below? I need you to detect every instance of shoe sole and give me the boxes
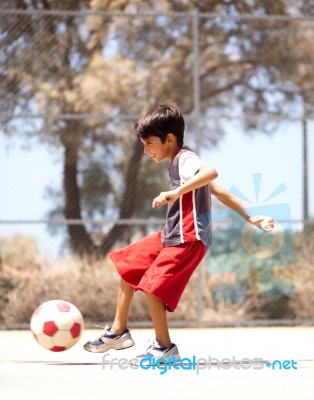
[83,338,135,353]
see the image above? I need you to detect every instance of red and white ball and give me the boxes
[30,300,84,352]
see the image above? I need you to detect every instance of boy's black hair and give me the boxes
[135,103,185,148]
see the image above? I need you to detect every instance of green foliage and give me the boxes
[1,1,314,254]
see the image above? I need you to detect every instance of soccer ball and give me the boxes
[30,300,84,352]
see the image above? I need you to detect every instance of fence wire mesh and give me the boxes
[0,5,313,326]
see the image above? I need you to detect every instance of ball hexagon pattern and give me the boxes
[30,300,84,352]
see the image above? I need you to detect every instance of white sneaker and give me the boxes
[134,340,181,365]
[83,325,135,353]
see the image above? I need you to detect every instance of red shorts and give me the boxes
[108,232,207,312]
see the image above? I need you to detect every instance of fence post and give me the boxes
[192,9,204,325]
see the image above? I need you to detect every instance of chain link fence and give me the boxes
[0,6,314,326]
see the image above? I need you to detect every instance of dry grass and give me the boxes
[1,253,151,326]
[0,234,314,327]
[292,236,314,319]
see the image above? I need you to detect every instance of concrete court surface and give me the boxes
[0,327,313,400]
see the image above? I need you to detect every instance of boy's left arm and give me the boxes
[152,164,218,208]
[210,182,275,232]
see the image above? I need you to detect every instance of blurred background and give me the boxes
[0,1,313,327]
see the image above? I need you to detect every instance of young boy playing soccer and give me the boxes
[84,103,274,360]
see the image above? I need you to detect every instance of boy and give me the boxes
[84,103,274,360]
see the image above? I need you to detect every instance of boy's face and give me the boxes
[140,135,176,163]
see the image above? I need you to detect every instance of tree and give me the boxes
[1,0,313,256]
[1,0,146,255]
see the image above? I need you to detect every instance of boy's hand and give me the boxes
[152,189,180,208]
[248,216,275,233]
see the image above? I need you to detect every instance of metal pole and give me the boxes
[192,9,201,121]
[192,9,203,325]
[302,105,309,263]
[302,116,309,222]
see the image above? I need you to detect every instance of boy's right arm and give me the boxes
[210,182,274,232]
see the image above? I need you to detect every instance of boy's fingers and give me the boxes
[249,216,275,232]
[249,216,263,224]
[259,217,275,232]
[152,196,168,207]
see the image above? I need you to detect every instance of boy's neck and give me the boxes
[168,145,184,166]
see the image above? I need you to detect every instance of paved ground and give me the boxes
[0,327,313,400]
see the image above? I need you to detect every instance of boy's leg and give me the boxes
[133,291,180,362]
[145,292,171,348]
[111,278,134,333]
[83,278,135,353]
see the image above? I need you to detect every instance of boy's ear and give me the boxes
[166,133,176,143]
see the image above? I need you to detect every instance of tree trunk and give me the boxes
[99,138,143,255]
[61,126,96,256]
